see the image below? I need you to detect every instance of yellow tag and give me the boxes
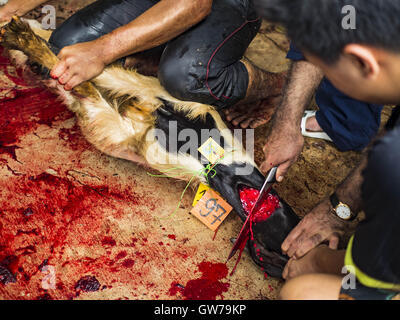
[190,189,232,231]
[192,183,210,207]
[198,137,225,163]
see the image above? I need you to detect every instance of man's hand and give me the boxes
[282,245,346,280]
[281,198,347,259]
[0,0,48,24]
[0,5,14,24]
[51,40,107,91]
[260,124,304,181]
[281,155,366,260]
[259,61,323,181]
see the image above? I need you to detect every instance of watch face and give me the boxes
[336,204,351,220]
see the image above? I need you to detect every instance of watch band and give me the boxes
[330,192,340,209]
[329,192,357,221]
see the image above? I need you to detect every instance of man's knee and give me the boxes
[280,276,311,300]
[49,18,99,54]
[158,55,195,102]
[158,52,246,109]
[49,1,112,52]
[157,49,213,106]
[280,274,341,300]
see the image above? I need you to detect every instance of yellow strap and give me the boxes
[345,235,400,291]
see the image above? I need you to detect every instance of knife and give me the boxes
[227,167,278,262]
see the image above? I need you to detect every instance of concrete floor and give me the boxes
[0,1,390,300]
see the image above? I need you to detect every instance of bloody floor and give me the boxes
[0,0,391,300]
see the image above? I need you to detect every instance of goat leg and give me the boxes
[0,16,100,101]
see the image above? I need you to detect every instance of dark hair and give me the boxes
[254,0,400,63]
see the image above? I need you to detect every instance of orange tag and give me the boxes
[190,189,232,231]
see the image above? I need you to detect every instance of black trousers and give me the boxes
[49,0,261,109]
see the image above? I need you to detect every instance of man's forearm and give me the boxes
[98,0,212,64]
[335,155,367,214]
[2,0,47,17]
[278,58,365,213]
[273,60,324,128]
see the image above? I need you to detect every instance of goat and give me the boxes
[0,17,299,278]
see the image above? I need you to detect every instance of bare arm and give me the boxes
[271,60,324,131]
[51,0,213,89]
[0,0,47,22]
[100,0,213,64]
[260,58,366,260]
[260,60,324,180]
[335,157,366,214]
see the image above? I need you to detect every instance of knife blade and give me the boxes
[227,167,278,262]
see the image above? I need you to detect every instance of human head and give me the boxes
[255,0,400,104]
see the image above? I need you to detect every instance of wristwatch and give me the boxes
[330,192,357,221]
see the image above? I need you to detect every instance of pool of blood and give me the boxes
[0,47,72,163]
[0,51,149,299]
[168,261,229,300]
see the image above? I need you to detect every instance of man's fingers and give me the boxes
[51,60,68,79]
[286,239,301,258]
[294,233,323,259]
[260,160,273,174]
[276,160,293,182]
[282,259,292,280]
[328,234,340,250]
[281,224,304,254]
[0,16,12,24]
[64,76,81,91]
[58,70,73,85]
